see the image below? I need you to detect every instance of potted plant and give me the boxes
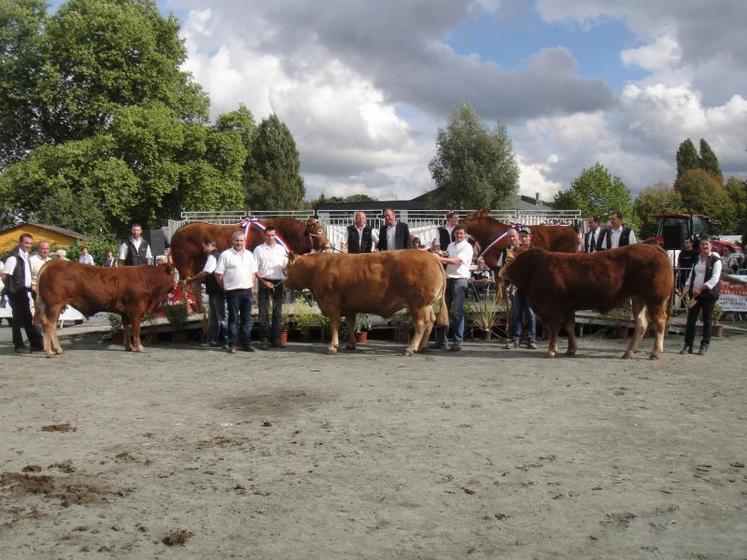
[278,303,290,347]
[467,299,500,340]
[711,302,724,337]
[354,313,371,343]
[164,299,189,343]
[292,296,315,341]
[392,309,411,342]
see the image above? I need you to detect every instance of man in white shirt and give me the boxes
[215,230,258,353]
[433,225,474,351]
[435,211,460,251]
[2,233,43,353]
[186,238,226,347]
[29,240,52,293]
[253,226,289,349]
[118,223,153,266]
[597,211,637,250]
[78,246,95,265]
[346,211,379,253]
[583,216,601,253]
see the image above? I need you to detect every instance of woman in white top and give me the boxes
[681,236,722,355]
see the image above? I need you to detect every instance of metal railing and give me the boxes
[167,208,582,244]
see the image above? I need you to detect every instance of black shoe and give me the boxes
[449,344,462,352]
[697,344,709,355]
[679,345,692,355]
[429,343,448,350]
[14,345,31,355]
[208,341,222,348]
[225,344,236,354]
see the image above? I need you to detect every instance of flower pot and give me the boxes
[355,331,368,344]
[711,324,724,338]
[279,330,289,346]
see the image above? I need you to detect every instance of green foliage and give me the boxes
[725,176,747,238]
[215,104,256,155]
[551,189,578,211]
[0,0,48,169]
[292,296,314,332]
[354,314,371,333]
[429,103,519,209]
[311,193,378,208]
[675,169,735,233]
[633,182,684,239]
[676,138,700,179]
[698,139,722,179]
[466,297,501,332]
[164,301,189,326]
[245,114,305,210]
[557,163,637,229]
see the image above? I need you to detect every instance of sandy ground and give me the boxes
[1,326,746,560]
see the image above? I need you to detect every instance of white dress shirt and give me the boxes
[253,242,288,280]
[354,226,379,251]
[29,254,51,286]
[79,253,94,265]
[587,228,599,252]
[201,254,218,274]
[386,224,397,250]
[3,250,32,288]
[445,240,474,279]
[215,248,257,290]
[688,253,722,291]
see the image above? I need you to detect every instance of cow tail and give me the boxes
[436,266,448,327]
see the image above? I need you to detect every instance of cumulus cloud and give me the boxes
[169,0,747,202]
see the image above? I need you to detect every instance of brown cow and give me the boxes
[464,209,579,270]
[170,217,330,282]
[500,244,674,360]
[284,250,448,355]
[35,261,177,357]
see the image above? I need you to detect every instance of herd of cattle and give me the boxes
[34,212,674,360]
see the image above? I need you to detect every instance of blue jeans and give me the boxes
[512,289,536,343]
[207,291,227,344]
[225,289,253,347]
[258,279,284,344]
[436,278,469,347]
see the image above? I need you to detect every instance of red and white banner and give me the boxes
[719,275,747,312]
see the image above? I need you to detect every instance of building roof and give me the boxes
[0,222,85,239]
[316,188,553,212]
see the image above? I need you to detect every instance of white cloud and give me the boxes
[621,35,680,71]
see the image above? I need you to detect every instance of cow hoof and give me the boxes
[45,352,54,359]
[135,346,144,353]
[403,348,415,356]
[648,353,661,360]
[622,351,634,359]
[545,352,556,358]
[55,348,63,355]
[327,347,337,355]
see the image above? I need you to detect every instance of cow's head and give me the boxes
[305,219,332,252]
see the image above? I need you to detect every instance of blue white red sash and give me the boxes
[238,217,290,253]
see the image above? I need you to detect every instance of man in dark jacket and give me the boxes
[118,223,152,266]
[435,211,460,251]
[346,211,378,253]
[2,233,43,353]
[377,208,411,251]
[677,238,698,290]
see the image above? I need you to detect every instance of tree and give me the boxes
[429,103,519,209]
[215,104,256,157]
[633,182,684,239]
[0,0,48,169]
[699,139,722,179]
[551,189,578,211]
[556,163,636,227]
[245,114,305,210]
[725,176,747,238]
[674,169,735,233]
[676,138,700,179]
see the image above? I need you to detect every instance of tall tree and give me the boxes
[555,163,636,228]
[676,138,700,179]
[633,182,684,239]
[699,139,722,179]
[675,169,736,233]
[725,176,747,238]
[0,0,48,169]
[429,103,519,209]
[245,114,305,210]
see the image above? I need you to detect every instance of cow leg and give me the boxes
[327,315,340,355]
[131,313,145,352]
[122,315,133,351]
[563,311,577,356]
[624,298,647,359]
[648,303,667,360]
[344,315,356,350]
[418,307,436,352]
[41,305,63,358]
[546,319,561,358]
[405,307,428,356]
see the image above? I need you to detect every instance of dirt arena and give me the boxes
[1,327,746,559]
